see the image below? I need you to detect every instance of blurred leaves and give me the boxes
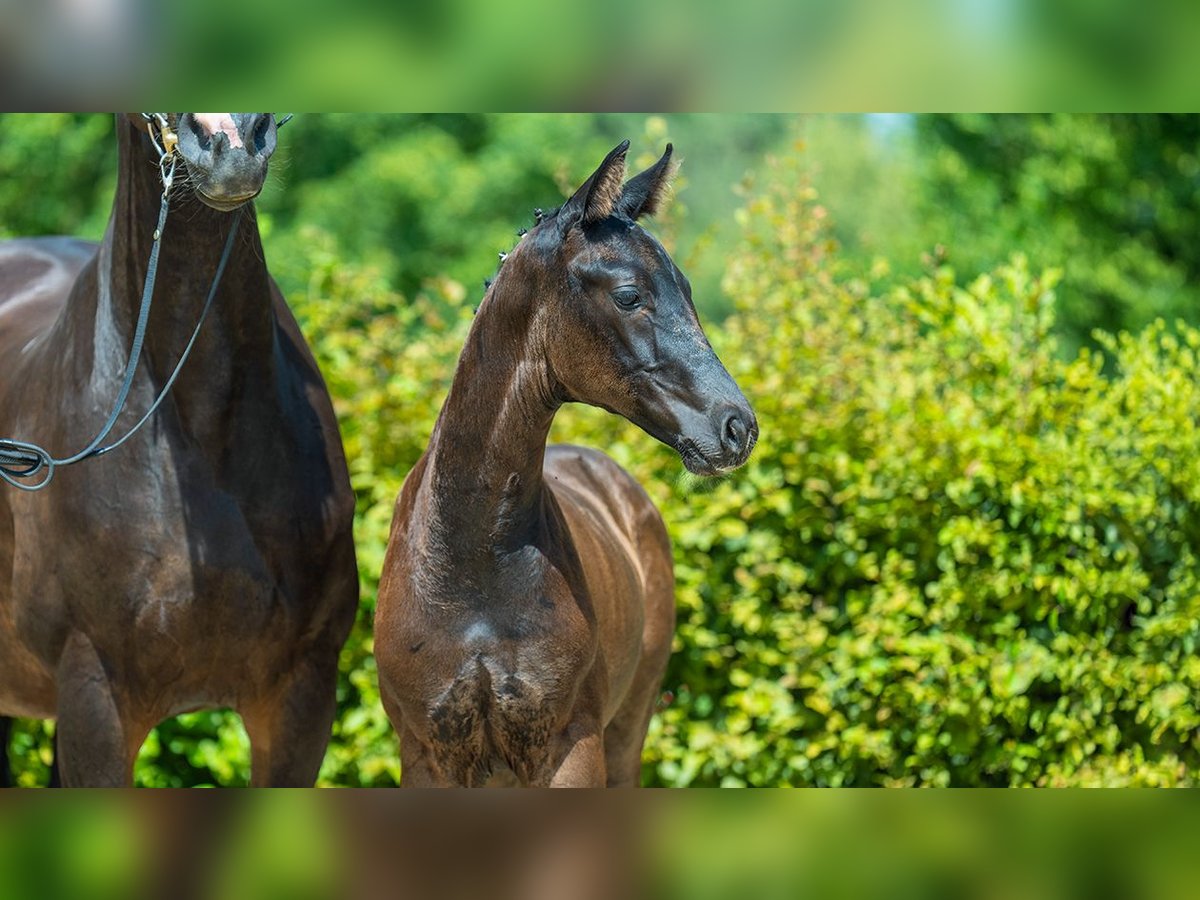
[917,114,1200,357]
[10,0,1200,109]
[808,114,1200,357]
[0,114,115,240]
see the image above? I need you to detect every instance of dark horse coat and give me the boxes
[0,114,357,786]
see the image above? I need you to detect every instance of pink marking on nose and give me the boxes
[193,113,244,150]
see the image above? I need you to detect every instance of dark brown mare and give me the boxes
[0,114,358,786]
[375,142,757,786]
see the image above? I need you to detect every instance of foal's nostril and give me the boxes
[722,411,750,456]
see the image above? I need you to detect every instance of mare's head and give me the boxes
[519,141,757,476]
[132,113,279,210]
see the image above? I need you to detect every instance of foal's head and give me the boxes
[517,141,757,476]
[131,113,279,211]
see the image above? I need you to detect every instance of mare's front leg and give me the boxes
[242,652,339,787]
[56,632,143,786]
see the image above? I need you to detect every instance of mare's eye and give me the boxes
[611,287,641,309]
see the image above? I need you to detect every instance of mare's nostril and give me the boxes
[245,113,277,158]
[179,114,206,150]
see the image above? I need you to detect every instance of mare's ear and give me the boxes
[617,143,676,220]
[558,140,630,233]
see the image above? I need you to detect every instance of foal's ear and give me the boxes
[618,144,676,221]
[559,140,630,232]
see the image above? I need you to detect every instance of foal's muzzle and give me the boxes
[718,404,758,467]
[677,401,757,476]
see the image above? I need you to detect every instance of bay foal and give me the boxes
[0,115,357,785]
[376,142,757,786]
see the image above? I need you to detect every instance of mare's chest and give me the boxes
[11,376,344,612]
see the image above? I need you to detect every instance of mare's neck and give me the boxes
[72,118,275,396]
[420,258,560,562]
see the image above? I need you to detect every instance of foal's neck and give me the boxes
[422,261,559,561]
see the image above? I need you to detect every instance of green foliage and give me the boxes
[0,114,115,240]
[296,232,472,786]
[134,711,251,787]
[803,114,1200,358]
[264,114,608,298]
[259,113,780,320]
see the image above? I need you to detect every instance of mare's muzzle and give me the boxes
[177,113,277,211]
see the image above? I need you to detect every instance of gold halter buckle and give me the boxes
[160,121,179,158]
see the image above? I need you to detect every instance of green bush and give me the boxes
[0,114,115,240]
[297,231,473,786]
[621,147,1200,785]
[913,114,1200,356]
[803,115,1200,358]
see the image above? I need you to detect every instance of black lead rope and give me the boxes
[0,128,244,492]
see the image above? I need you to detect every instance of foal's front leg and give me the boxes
[546,718,607,788]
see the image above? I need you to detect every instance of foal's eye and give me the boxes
[611,288,641,309]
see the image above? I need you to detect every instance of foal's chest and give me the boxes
[404,556,599,785]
